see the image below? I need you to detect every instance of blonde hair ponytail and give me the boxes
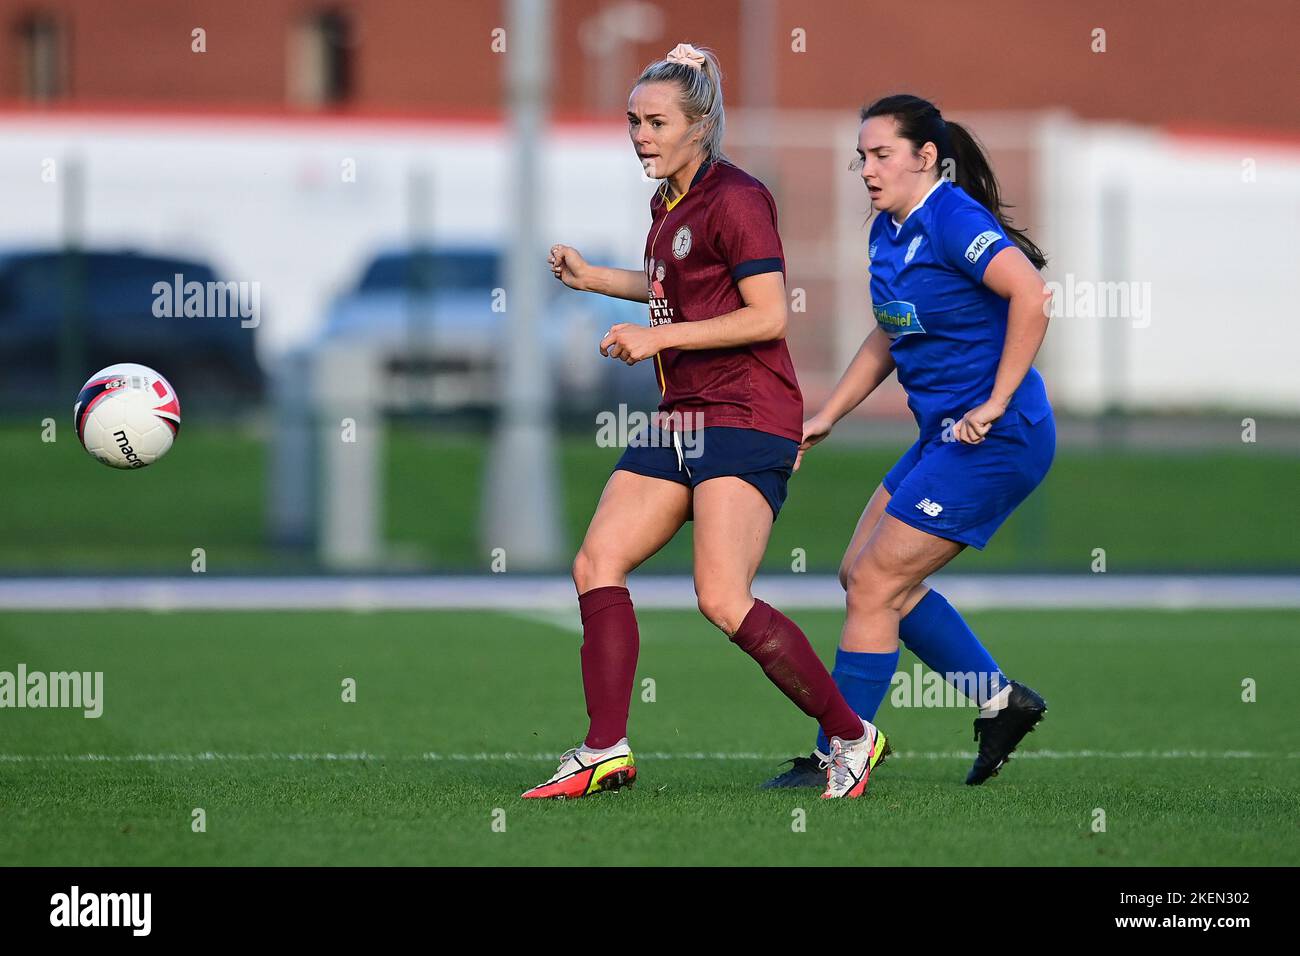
[633,42,727,163]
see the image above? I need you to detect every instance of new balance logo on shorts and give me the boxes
[916,498,944,516]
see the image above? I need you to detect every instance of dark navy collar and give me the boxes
[689,157,714,188]
[659,157,714,210]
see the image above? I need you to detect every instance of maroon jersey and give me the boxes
[643,159,803,442]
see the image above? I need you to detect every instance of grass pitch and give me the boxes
[1,608,1297,866]
[6,420,1300,572]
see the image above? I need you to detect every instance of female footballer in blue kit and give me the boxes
[522,44,887,801]
[766,94,1054,789]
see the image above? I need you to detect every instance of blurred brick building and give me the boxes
[3,0,1294,409]
[1,0,1295,132]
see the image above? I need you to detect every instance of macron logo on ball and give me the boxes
[963,230,1002,263]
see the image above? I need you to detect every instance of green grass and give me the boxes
[4,421,272,569]
[1,608,1297,865]
[7,420,1299,572]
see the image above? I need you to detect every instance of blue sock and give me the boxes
[898,589,1007,706]
[815,647,900,755]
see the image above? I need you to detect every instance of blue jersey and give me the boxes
[868,179,1051,440]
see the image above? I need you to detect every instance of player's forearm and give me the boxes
[988,289,1051,408]
[654,304,785,351]
[817,330,895,424]
[588,267,649,303]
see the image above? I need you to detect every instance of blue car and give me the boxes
[0,248,263,411]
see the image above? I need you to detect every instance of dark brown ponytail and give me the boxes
[862,94,1047,270]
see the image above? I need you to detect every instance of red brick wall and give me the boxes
[0,0,1295,134]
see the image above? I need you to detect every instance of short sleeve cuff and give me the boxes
[731,257,784,281]
[970,238,1014,280]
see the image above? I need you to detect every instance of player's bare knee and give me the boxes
[695,589,746,636]
[842,561,879,604]
[844,560,908,611]
[572,548,622,593]
[571,550,592,591]
[694,591,725,630]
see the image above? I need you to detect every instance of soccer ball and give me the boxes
[74,363,181,469]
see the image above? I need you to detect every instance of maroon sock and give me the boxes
[578,586,640,750]
[731,599,863,743]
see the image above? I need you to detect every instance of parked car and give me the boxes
[317,245,656,414]
[0,248,263,411]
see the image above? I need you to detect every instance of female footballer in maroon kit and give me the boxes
[522,43,889,800]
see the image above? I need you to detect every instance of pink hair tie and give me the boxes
[665,43,706,70]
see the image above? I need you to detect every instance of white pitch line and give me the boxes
[1,574,1299,610]
[0,750,1296,763]
[502,609,584,635]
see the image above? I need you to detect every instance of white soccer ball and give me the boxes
[74,363,182,469]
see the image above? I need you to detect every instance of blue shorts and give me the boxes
[882,409,1056,549]
[614,426,799,520]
